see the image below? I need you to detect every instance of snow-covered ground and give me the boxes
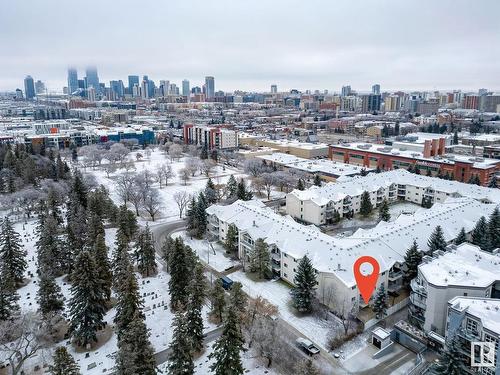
[88,148,247,223]
[171,230,238,273]
[157,346,281,374]
[230,270,340,351]
[10,218,217,375]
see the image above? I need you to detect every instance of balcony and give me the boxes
[410,279,427,296]
[388,270,402,281]
[410,293,427,310]
[388,280,403,293]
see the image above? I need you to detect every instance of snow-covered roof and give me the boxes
[289,169,500,205]
[256,153,372,178]
[207,198,497,288]
[419,243,500,288]
[448,297,500,334]
[332,142,499,169]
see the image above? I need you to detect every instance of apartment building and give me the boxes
[286,169,500,225]
[206,197,496,316]
[409,244,500,336]
[183,124,238,150]
[446,297,500,374]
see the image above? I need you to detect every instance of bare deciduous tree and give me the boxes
[201,159,217,177]
[0,312,51,375]
[173,191,190,218]
[185,157,201,177]
[116,172,135,205]
[142,187,162,221]
[168,144,183,161]
[179,168,190,185]
[244,159,267,177]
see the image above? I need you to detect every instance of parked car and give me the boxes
[296,338,320,356]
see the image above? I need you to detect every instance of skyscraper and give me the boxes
[67,67,79,95]
[35,80,45,94]
[271,84,278,94]
[205,76,215,99]
[85,66,100,93]
[372,84,381,95]
[182,79,190,97]
[128,75,139,96]
[341,85,351,97]
[24,75,35,100]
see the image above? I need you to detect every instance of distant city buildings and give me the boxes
[35,80,45,94]
[128,75,139,96]
[85,66,100,94]
[23,75,35,100]
[67,68,79,95]
[271,84,278,94]
[205,76,215,99]
[182,79,190,97]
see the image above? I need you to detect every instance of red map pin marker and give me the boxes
[353,256,380,304]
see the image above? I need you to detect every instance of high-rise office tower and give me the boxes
[372,84,381,95]
[85,66,100,93]
[271,84,278,94]
[67,67,79,95]
[24,75,35,100]
[87,86,96,102]
[78,79,85,89]
[205,76,215,99]
[141,78,149,99]
[160,80,170,96]
[341,85,351,97]
[35,80,45,94]
[128,75,139,96]
[182,79,190,97]
[110,80,125,99]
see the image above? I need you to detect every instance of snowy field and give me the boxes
[10,218,217,375]
[86,148,247,223]
[171,230,238,273]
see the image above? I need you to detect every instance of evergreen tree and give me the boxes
[248,238,270,279]
[236,179,253,201]
[185,196,197,232]
[93,233,112,301]
[68,251,106,347]
[488,207,500,250]
[49,347,81,375]
[313,174,322,187]
[167,311,194,375]
[37,271,64,317]
[454,227,467,245]
[372,284,388,319]
[209,304,245,375]
[471,216,490,251]
[432,336,467,375]
[291,255,317,313]
[0,266,19,321]
[116,205,137,242]
[229,282,247,319]
[453,129,459,145]
[66,199,88,271]
[113,231,132,293]
[161,236,175,273]
[114,262,144,339]
[224,224,238,253]
[403,240,422,285]
[488,176,498,188]
[332,209,341,223]
[226,175,238,198]
[359,191,373,217]
[169,238,193,309]
[193,193,208,238]
[210,279,226,323]
[205,178,218,205]
[200,146,208,160]
[87,210,104,246]
[294,359,321,375]
[46,188,63,224]
[297,178,305,191]
[134,224,157,277]
[70,170,88,208]
[37,216,63,276]
[378,198,390,222]
[0,217,27,283]
[427,225,447,255]
[116,312,156,375]
[186,262,206,353]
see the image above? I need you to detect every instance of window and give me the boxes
[284,263,288,268]
[284,273,288,278]
[466,318,479,335]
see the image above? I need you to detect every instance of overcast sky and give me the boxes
[1,0,499,93]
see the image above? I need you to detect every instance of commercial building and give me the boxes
[205,76,215,99]
[206,197,495,316]
[446,297,500,374]
[256,153,372,182]
[410,243,500,335]
[329,142,500,185]
[286,169,500,225]
[67,68,79,95]
[183,124,238,150]
[24,76,35,100]
[182,79,190,97]
[253,139,329,159]
[128,75,139,96]
[85,67,100,93]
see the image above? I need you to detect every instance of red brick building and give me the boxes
[329,143,500,186]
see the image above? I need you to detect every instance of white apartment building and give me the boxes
[206,197,496,316]
[446,297,500,375]
[286,169,500,225]
[409,243,500,336]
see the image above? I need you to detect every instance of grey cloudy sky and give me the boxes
[1,0,499,93]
